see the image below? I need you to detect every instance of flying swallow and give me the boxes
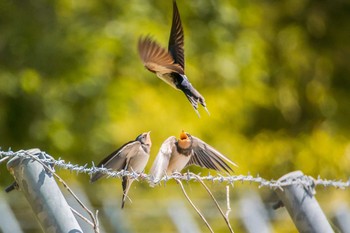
[138,1,209,117]
[91,132,151,208]
[150,130,237,184]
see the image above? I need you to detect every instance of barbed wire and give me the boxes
[1,149,349,190]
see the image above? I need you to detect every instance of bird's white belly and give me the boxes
[128,149,149,173]
[166,154,191,175]
[156,73,178,90]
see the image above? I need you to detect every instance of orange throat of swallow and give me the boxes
[180,131,188,140]
[178,131,191,149]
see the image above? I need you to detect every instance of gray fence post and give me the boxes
[66,183,106,233]
[167,201,201,233]
[332,205,350,233]
[6,149,83,233]
[0,192,23,233]
[239,191,272,233]
[102,199,133,233]
[275,171,333,233]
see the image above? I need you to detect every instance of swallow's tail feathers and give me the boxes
[121,177,134,209]
[204,106,210,116]
[179,78,208,117]
[90,172,104,183]
[184,94,200,117]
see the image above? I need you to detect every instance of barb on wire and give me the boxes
[1,149,349,190]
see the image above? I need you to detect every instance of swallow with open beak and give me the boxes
[138,1,209,117]
[91,132,151,208]
[150,130,237,184]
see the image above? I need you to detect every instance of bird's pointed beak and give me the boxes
[180,130,188,140]
[144,131,152,146]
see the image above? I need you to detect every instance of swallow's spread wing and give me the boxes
[90,141,141,182]
[187,136,238,173]
[168,1,185,70]
[138,37,184,75]
[150,136,177,182]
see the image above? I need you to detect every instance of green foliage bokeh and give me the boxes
[1,0,350,232]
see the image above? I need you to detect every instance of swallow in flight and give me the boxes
[138,1,209,117]
[91,132,151,208]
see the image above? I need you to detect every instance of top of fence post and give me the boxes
[7,148,83,233]
[275,170,334,233]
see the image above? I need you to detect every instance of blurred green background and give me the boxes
[1,0,350,232]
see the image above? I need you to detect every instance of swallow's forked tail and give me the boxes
[121,177,134,209]
[182,84,210,117]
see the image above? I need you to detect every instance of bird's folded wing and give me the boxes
[138,37,184,74]
[168,1,185,70]
[90,141,141,182]
[150,136,177,182]
[187,136,238,173]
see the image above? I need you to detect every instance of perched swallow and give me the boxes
[91,132,151,208]
[150,130,237,183]
[138,1,209,117]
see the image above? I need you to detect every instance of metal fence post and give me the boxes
[167,201,201,233]
[6,149,83,233]
[332,205,350,233]
[275,171,334,233]
[0,192,23,233]
[239,191,273,233]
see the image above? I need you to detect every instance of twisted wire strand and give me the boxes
[1,149,349,190]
